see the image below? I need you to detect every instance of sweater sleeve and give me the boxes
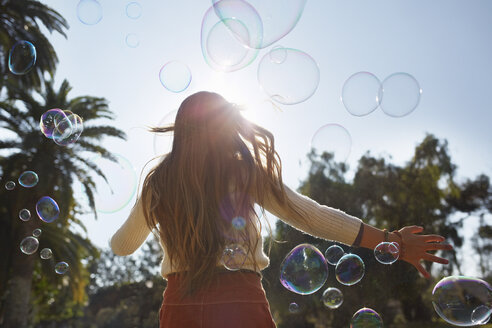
[110,195,151,256]
[261,184,363,246]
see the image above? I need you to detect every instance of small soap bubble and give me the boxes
[231,217,246,230]
[19,209,31,221]
[77,0,103,25]
[288,302,300,313]
[20,236,39,255]
[32,228,42,238]
[5,181,16,190]
[36,196,60,223]
[280,244,328,295]
[432,276,492,326]
[55,261,69,274]
[325,245,345,265]
[126,2,142,19]
[8,41,36,75]
[40,109,66,138]
[335,254,365,286]
[310,124,352,163]
[322,287,344,309]
[18,171,39,188]
[159,61,192,93]
[342,72,381,117]
[40,248,52,260]
[379,72,422,118]
[125,33,139,48]
[351,307,383,328]
[221,244,248,271]
[374,242,399,264]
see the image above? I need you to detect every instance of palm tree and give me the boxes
[0,0,68,88]
[0,78,126,327]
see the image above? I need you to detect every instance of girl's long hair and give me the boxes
[141,91,302,297]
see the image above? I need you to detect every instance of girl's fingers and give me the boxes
[406,225,424,234]
[423,235,445,243]
[414,262,431,279]
[426,243,453,251]
[423,253,449,265]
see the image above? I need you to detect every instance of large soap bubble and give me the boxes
[379,72,422,118]
[351,307,383,328]
[335,254,365,286]
[36,196,60,223]
[310,124,352,163]
[342,72,381,117]
[279,244,328,295]
[20,236,39,255]
[8,41,36,75]
[432,276,492,326]
[77,0,103,25]
[212,0,307,49]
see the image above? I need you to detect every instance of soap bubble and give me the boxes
[32,228,42,238]
[342,72,381,117]
[36,196,60,223]
[5,181,15,190]
[310,124,352,163]
[159,61,192,93]
[268,45,287,64]
[90,154,137,213]
[231,216,246,230]
[40,248,52,260]
[379,72,422,118]
[40,109,66,138]
[288,302,300,313]
[53,112,84,146]
[18,171,39,188]
[8,41,36,75]
[201,1,260,72]
[125,33,139,48]
[279,244,328,295]
[325,245,345,265]
[374,242,400,265]
[20,236,39,255]
[19,209,31,221]
[77,0,103,25]
[55,261,69,274]
[211,0,307,49]
[126,2,142,19]
[322,287,343,309]
[432,276,492,326]
[221,244,248,271]
[258,47,320,105]
[351,307,383,328]
[335,254,365,286]
[153,109,177,155]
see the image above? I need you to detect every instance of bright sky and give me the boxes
[36,0,492,275]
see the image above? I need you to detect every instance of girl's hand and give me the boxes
[392,225,454,279]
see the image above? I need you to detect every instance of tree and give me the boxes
[263,134,492,327]
[0,78,125,327]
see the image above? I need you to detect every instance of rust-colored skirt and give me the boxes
[159,270,276,328]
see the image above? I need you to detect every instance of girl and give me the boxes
[110,91,452,328]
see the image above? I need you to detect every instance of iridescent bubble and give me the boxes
[125,33,139,48]
[279,244,328,295]
[432,276,492,326]
[201,1,260,72]
[212,0,307,49]
[221,244,248,271]
[53,112,84,146]
[342,72,381,117]
[55,261,69,274]
[288,302,300,313]
[379,72,422,118]
[90,154,137,213]
[351,308,383,328]
[159,61,192,93]
[18,171,39,188]
[20,236,39,255]
[32,228,42,238]
[19,209,31,221]
[258,47,320,105]
[77,0,103,25]
[322,287,343,309]
[310,124,352,163]
[324,245,345,265]
[40,248,52,260]
[8,40,37,75]
[5,181,15,190]
[335,254,365,286]
[40,109,66,138]
[374,242,400,265]
[153,109,177,156]
[126,2,142,19]
[231,216,246,230]
[36,196,60,223]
